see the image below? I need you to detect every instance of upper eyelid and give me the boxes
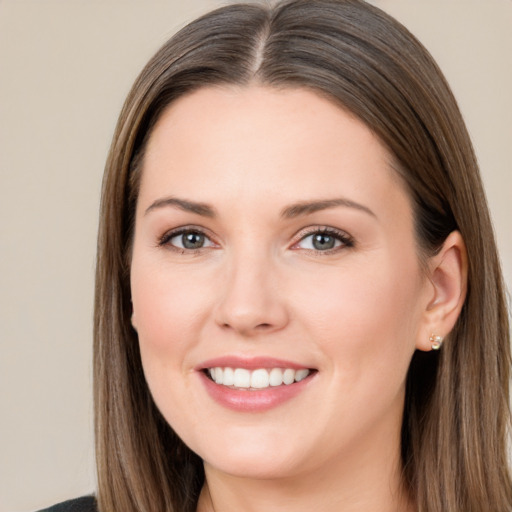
[292,225,352,241]
[158,225,217,246]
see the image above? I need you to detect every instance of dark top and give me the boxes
[37,496,97,512]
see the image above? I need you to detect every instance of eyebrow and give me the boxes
[144,196,375,219]
[145,197,216,217]
[280,198,376,219]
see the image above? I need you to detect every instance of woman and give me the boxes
[41,0,511,511]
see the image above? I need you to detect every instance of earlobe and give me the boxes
[416,231,468,352]
[429,333,443,350]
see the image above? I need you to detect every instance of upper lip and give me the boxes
[196,356,314,371]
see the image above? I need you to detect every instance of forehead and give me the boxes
[145,85,387,168]
[138,85,410,220]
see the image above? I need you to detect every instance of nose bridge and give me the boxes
[214,240,288,336]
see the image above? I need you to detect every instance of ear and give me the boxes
[416,231,468,351]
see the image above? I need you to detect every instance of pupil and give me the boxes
[313,233,335,250]
[182,232,204,249]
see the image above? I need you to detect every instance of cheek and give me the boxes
[294,257,423,442]
[131,261,212,355]
[130,263,211,424]
[291,254,423,374]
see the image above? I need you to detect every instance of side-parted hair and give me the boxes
[94,1,511,511]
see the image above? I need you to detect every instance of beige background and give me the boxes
[1,1,510,511]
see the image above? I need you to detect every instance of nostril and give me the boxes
[220,321,272,332]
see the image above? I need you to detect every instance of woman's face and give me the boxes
[130,86,433,480]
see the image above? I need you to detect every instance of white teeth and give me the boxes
[223,367,235,386]
[214,367,223,385]
[269,368,283,386]
[282,368,295,385]
[295,369,310,382]
[207,367,311,389]
[251,369,269,389]
[233,368,251,388]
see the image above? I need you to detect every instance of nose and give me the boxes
[213,251,289,337]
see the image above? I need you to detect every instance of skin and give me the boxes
[130,86,467,512]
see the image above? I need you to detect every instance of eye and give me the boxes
[294,228,353,252]
[160,228,216,251]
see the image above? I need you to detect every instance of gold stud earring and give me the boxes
[429,333,443,350]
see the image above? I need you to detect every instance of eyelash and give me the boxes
[292,227,354,254]
[157,226,354,254]
[157,226,217,254]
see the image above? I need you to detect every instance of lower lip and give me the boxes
[198,371,314,412]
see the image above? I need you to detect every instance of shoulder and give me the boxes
[36,496,97,512]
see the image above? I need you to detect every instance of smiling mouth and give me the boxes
[205,367,314,390]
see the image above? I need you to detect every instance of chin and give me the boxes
[203,452,305,480]
[190,426,317,480]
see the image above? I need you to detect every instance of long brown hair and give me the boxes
[94,1,511,511]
